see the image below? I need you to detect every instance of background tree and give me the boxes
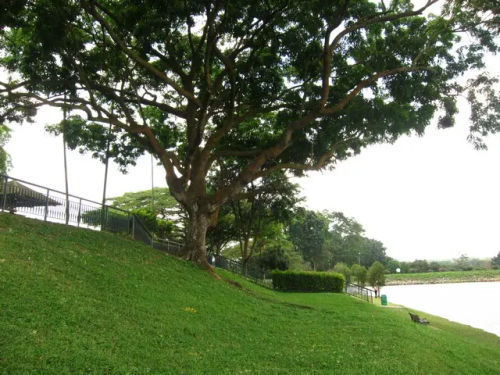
[454,254,473,271]
[109,188,182,219]
[351,264,368,286]
[360,238,387,268]
[384,257,401,274]
[206,203,235,255]
[409,259,430,273]
[254,246,290,275]
[324,211,387,267]
[332,262,351,284]
[289,209,330,270]
[227,173,300,275]
[491,252,500,269]
[109,187,185,239]
[0,124,10,175]
[1,0,498,271]
[327,212,365,266]
[367,261,386,290]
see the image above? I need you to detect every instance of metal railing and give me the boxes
[0,174,183,250]
[0,173,131,231]
[346,283,373,303]
[0,174,246,277]
[130,212,184,256]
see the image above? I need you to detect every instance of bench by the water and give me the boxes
[409,312,429,325]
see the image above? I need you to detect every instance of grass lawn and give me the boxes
[386,269,500,285]
[1,213,500,374]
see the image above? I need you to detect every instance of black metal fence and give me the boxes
[346,283,374,303]
[0,174,184,249]
[207,253,269,280]
[0,174,131,230]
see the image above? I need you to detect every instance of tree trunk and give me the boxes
[242,258,248,277]
[182,206,219,278]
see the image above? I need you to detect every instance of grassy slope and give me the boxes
[386,269,500,285]
[1,213,499,375]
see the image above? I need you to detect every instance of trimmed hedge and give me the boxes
[270,270,345,292]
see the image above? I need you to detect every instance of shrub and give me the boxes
[271,270,344,292]
[351,264,367,286]
[367,261,386,288]
[333,262,351,284]
[255,246,290,272]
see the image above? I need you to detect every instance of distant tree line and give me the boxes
[105,179,500,277]
[385,254,499,274]
[106,175,391,277]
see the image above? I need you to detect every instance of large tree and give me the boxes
[1,1,499,272]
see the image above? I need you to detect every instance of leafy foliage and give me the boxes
[290,210,388,270]
[132,208,179,241]
[1,0,499,263]
[351,264,368,287]
[492,252,500,270]
[254,246,290,273]
[289,209,330,270]
[109,188,184,240]
[45,116,145,172]
[333,262,352,284]
[0,124,11,174]
[271,270,345,292]
[367,261,386,288]
[226,172,301,272]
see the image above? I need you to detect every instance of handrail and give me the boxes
[346,282,374,303]
[0,173,261,282]
[0,173,129,213]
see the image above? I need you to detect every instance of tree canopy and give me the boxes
[1,0,499,268]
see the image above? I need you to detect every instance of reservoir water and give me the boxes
[381,282,500,337]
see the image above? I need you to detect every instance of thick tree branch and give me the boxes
[329,0,440,51]
[84,1,201,108]
[209,64,426,206]
[321,66,425,115]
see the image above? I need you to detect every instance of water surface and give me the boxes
[382,282,500,337]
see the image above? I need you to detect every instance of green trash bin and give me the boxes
[381,294,387,306]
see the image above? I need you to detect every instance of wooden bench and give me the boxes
[409,312,429,325]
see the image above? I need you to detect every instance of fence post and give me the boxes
[132,215,136,240]
[77,198,82,227]
[1,175,7,211]
[43,188,50,221]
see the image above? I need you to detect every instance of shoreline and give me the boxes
[386,277,500,286]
